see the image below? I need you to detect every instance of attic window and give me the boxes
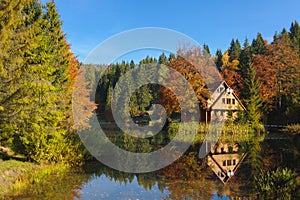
[223,160,226,166]
[218,86,224,93]
[227,99,231,104]
[222,98,225,104]
[227,160,232,166]
[232,99,236,105]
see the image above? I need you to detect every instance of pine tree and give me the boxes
[243,37,250,49]
[203,44,211,56]
[228,38,241,60]
[0,0,42,148]
[215,49,223,71]
[244,65,264,131]
[251,33,266,55]
[158,52,168,64]
[239,38,253,100]
[0,0,84,164]
[289,21,300,52]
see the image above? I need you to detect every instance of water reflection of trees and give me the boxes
[160,152,215,200]
[80,131,299,199]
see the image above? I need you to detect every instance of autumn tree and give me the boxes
[72,66,98,130]
[158,53,210,116]
[253,32,300,123]
[220,51,242,96]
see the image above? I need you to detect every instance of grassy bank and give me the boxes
[0,159,69,199]
[167,122,265,144]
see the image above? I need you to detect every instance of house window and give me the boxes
[218,86,224,93]
[222,98,225,104]
[233,159,236,165]
[223,160,226,166]
[221,148,224,153]
[227,98,231,104]
[232,99,236,105]
[227,160,232,166]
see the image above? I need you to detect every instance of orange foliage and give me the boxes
[253,38,300,111]
[73,66,98,130]
[158,56,209,115]
[220,51,243,96]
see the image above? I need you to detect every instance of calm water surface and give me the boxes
[7,131,300,200]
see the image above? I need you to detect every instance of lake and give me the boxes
[5,131,300,200]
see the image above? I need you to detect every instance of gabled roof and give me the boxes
[207,81,224,93]
[207,81,246,111]
[208,153,247,184]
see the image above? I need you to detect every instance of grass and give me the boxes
[0,160,38,195]
[0,159,69,198]
[168,122,265,144]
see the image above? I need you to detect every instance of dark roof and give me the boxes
[206,81,225,93]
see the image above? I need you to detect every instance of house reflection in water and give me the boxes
[207,143,246,184]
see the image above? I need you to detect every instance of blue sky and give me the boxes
[52,0,300,62]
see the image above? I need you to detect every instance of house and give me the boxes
[202,81,246,123]
[207,142,247,184]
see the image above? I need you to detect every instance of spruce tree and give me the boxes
[0,0,41,148]
[244,64,264,131]
[158,52,168,64]
[289,21,300,52]
[251,33,266,55]
[239,38,253,100]
[215,49,223,71]
[228,38,241,60]
[203,44,211,56]
[0,0,82,164]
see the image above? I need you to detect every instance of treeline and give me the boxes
[96,57,163,119]
[96,20,300,126]
[214,22,300,124]
[0,1,90,165]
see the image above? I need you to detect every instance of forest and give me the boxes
[0,0,300,166]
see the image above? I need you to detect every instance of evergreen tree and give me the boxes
[0,0,42,149]
[239,38,253,100]
[214,49,223,71]
[0,0,83,164]
[243,37,250,49]
[251,33,266,55]
[168,53,175,62]
[289,21,300,52]
[158,52,168,64]
[228,38,241,60]
[244,64,264,131]
[203,44,211,56]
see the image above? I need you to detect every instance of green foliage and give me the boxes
[0,0,82,165]
[96,58,160,118]
[255,167,298,199]
[203,43,211,56]
[244,65,264,131]
[228,38,241,60]
[251,32,266,55]
[214,49,223,71]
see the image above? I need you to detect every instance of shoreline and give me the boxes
[0,159,69,199]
